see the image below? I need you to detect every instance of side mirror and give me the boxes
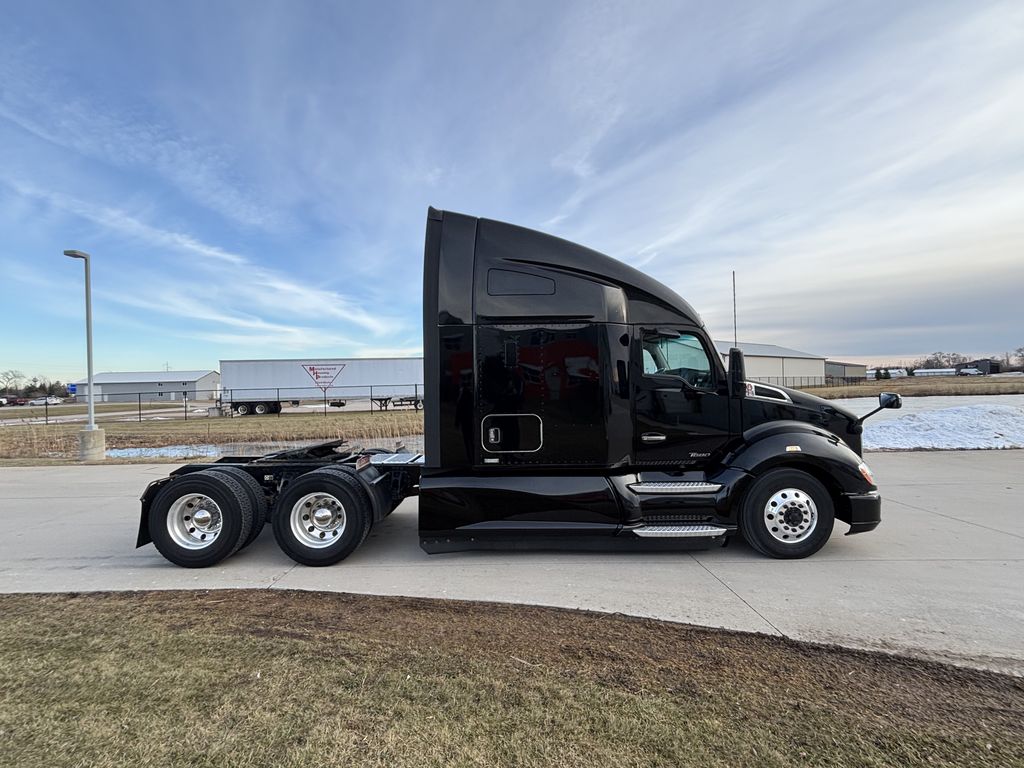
[879,392,902,410]
[856,391,903,426]
[728,348,746,397]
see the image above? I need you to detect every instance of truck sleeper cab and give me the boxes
[418,208,898,561]
[136,208,901,568]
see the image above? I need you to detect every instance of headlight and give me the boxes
[857,462,875,485]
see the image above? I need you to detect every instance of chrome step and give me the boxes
[633,524,728,538]
[628,481,722,494]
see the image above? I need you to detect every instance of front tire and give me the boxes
[740,468,834,559]
[234,403,250,416]
[272,468,372,566]
[149,471,254,567]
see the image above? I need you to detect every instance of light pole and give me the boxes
[64,249,105,460]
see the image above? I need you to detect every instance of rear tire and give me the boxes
[235,403,250,416]
[205,466,268,549]
[149,471,254,568]
[272,468,372,566]
[254,402,269,415]
[740,468,834,559]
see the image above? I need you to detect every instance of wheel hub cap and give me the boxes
[290,492,347,549]
[763,488,818,544]
[166,494,222,550]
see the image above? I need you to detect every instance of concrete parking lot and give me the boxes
[0,451,1021,674]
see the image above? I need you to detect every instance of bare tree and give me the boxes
[1015,347,1024,367]
[0,369,25,393]
[915,352,967,369]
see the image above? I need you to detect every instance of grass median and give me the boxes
[0,590,1021,767]
[0,411,424,460]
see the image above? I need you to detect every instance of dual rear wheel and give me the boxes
[149,471,256,568]
[233,402,272,416]
[271,468,373,567]
[149,466,372,568]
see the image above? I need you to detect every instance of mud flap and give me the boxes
[136,478,171,548]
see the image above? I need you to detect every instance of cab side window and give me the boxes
[642,332,714,389]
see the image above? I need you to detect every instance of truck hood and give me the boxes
[745,382,864,456]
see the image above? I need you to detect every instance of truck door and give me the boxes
[634,328,732,466]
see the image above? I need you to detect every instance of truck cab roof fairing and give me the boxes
[423,207,703,328]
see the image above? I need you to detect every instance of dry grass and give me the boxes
[0,411,424,459]
[0,590,1021,768]
[0,401,175,421]
[803,376,1024,400]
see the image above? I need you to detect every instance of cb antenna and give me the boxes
[732,270,738,348]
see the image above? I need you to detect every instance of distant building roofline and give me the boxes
[712,340,825,360]
[74,370,218,385]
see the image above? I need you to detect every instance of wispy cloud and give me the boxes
[0,43,280,230]
[5,180,404,345]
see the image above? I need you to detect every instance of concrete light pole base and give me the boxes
[79,428,106,461]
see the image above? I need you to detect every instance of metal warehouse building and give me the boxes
[74,370,221,403]
[714,341,826,388]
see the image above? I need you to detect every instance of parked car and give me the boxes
[28,396,63,406]
[957,367,984,376]
[8,397,29,406]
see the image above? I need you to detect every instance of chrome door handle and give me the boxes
[641,433,666,443]
[487,427,502,445]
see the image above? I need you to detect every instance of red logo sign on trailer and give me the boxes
[302,363,346,389]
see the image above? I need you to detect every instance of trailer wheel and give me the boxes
[272,468,372,566]
[148,471,254,567]
[740,468,834,559]
[235,403,250,416]
[206,466,268,549]
[254,402,269,415]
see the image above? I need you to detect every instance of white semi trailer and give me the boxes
[220,357,424,415]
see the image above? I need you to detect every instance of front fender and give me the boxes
[717,424,876,529]
[727,424,872,494]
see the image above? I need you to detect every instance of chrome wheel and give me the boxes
[254,403,268,415]
[166,494,223,550]
[763,488,817,544]
[290,492,346,549]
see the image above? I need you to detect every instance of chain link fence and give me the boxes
[0,384,423,426]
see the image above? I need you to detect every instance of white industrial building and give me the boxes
[714,341,826,388]
[74,370,220,403]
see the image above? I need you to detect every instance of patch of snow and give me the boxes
[863,404,1024,450]
[106,444,220,459]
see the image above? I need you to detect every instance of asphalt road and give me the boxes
[1,451,1021,674]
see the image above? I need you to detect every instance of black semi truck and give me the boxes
[137,208,901,568]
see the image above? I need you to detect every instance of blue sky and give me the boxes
[1,0,1022,381]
